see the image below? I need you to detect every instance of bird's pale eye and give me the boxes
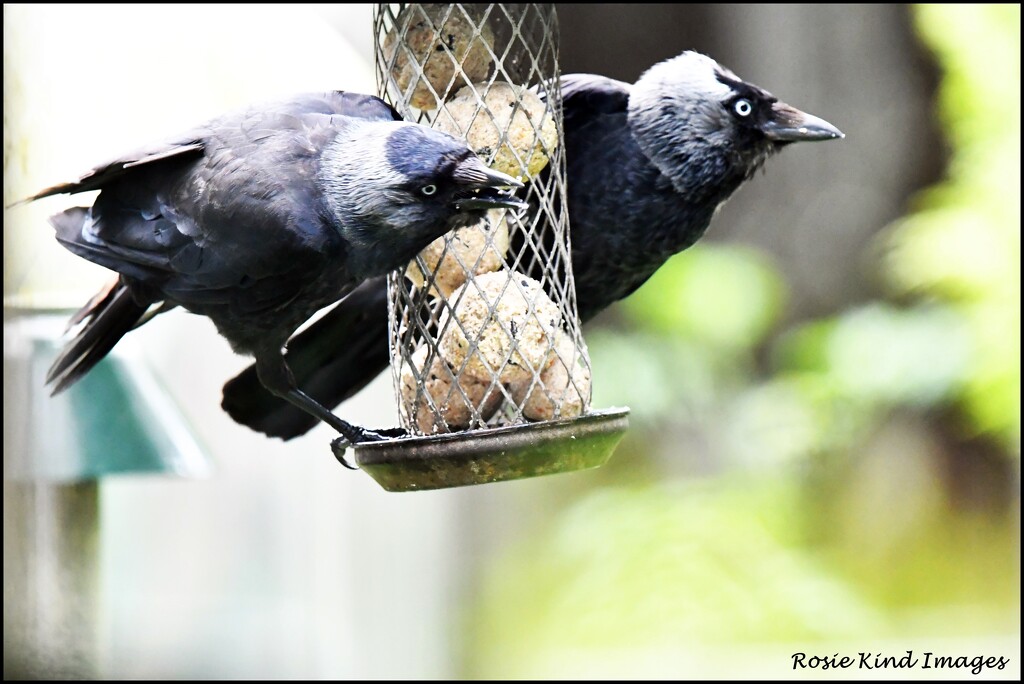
[733,99,753,117]
[420,184,438,196]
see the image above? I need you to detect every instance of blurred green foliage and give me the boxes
[883,4,1020,449]
[465,5,1019,677]
[622,245,786,351]
[469,480,884,677]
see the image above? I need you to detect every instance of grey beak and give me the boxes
[762,102,845,142]
[451,156,528,212]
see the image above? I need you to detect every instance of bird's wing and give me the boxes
[21,139,206,203]
[24,91,399,205]
[47,92,399,311]
[285,91,402,122]
[557,74,632,129]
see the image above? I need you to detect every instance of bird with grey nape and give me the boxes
[221,51,844,440]
[19,91,524,446]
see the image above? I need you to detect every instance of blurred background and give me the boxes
[4,3,1019,679]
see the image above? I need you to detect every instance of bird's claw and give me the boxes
[331,437,360,470]
[330,426,409,470]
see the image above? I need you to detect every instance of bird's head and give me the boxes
[320,121,525,277]
[628,51,843,198]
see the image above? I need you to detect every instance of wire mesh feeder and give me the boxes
[345,3,629,491]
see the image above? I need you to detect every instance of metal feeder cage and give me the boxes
[343,3,629,490]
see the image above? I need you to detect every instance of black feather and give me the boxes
[47,281,148,394]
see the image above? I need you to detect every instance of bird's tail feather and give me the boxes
[221,276,391,440]
[49,206,92,247]
[47,279,150,395]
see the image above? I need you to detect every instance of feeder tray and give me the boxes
[338,407,628,491]
[350,4,629,490]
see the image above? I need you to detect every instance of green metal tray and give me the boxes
[338,407,629,492]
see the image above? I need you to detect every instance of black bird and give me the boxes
[221,51,844,439]
[22,90,524,444]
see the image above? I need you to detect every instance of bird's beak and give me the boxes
[451,156,528,212]
[761,102,844,142]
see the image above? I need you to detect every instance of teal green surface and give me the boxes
[9,331,211,482]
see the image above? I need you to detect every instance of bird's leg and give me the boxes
[283,387,386,444]
[254,352,386,445]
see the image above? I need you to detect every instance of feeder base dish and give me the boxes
[344,407,629,491]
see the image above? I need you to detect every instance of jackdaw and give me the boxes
[222,51,844,439]
[22,91,525,444]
